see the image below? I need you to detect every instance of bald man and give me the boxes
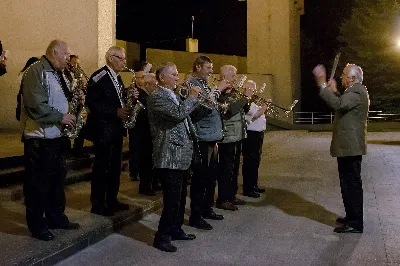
[21,40,79,241]
[313,63,369,233]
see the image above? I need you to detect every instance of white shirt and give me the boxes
[245,102,266,132]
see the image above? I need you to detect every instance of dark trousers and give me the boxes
[337,155,363,229]
[217,141,242,203]
[91,137,123,209]
[23,137,69,233]
[138,148,154,192]
[154,168,187,243]
[242,131,264,193]
[128,129,140,178]
[190,141,218,219]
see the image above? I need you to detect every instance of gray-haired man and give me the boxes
[313,63,369,233]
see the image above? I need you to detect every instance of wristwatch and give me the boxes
[320,82,327,89]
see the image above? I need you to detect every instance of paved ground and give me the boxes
[55,131,400,266]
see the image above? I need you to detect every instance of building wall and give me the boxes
[247,0,303,113]
[0,0,115,131]
[146,48,247,74]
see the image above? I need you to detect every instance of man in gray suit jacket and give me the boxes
[313,63,369,233]
[148,62,201,252]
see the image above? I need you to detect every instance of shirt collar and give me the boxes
[106,65,119,81]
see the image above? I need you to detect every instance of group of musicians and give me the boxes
[19,40,268,252]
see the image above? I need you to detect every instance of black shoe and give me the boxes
[231,198,246,205]
[216,201,239,211]
[139,190,156,196]
[171,233,196,241]
[333,224,363,233]
[153,185,163,191]
[189,218,213,230]
[243,191,261,198]
[71,152,90,159]
[91,206,114,217]
[336,217,348,224]
[110,201,129,212]
[32,229,54,241]
[202,211,224,220]
[153,241,177,252]
[48,222,80,230]
[130,175,139,181]
[254,186,266,193]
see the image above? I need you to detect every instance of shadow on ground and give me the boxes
[367,140,400,146]
[248,187,338,227]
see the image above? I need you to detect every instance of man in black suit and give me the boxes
[85,46,138,216]
[130,69,160,196]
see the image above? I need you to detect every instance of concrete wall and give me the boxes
[0,0,116,131]
[146,48,247,74]
[247,0,303,112]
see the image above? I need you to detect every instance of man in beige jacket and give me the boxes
[313,63,369,233]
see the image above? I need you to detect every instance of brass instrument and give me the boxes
[123,67,145,129]
[178,80,220,110]
[63,63,88,139]
[230,77,298,118]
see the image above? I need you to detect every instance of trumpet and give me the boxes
[178,80,220,110]
[123,67,145,129]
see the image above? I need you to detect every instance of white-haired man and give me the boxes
[313,63,369,233]
[85,46,138,216]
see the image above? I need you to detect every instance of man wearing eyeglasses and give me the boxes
[85,46,138,216]
[312,63,369,234]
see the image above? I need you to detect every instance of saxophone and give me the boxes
[123,67,145,129]
[63,63,88,139]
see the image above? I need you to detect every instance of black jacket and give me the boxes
[85,66,127,142]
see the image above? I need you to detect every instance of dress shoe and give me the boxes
[202,211,224,220]
[216,201,239,211]
[139,190,156,196]
[243,191,261,198]
[129,175,139,181]
[336,217,348,224]
[189,218,213,230]
[231,198,246,205]
[153,185,163,191]
[171,233,196,241]
[254,186,266,193]
[333,224,363,233]
[111,201,129,212]
[48,222,80,230]
[153,241,177,252]
[91,206,114,217]
[32,229,54,241]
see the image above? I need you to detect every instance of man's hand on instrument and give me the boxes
[117,108,130,120]
[62,114,76,128]
[327,78,338,93]
[217,79,230,92]
[189,86,202,98]
[132,87,139,99]
[312,64,327,88]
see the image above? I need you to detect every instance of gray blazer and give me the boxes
[320,83,369,157]
[148,87,199,170]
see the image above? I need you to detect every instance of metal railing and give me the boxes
[293,111,400,124]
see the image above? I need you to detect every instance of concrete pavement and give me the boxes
[55,131,400,266]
